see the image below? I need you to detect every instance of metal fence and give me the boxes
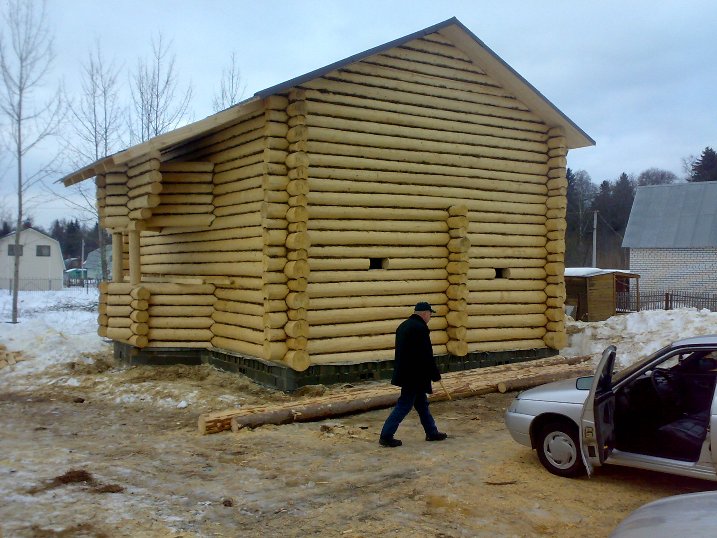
[2,278,100,294]
[617,290,717,312]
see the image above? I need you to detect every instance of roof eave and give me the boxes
[59,96,264,187]
[438,22,594,149]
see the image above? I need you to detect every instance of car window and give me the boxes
[612,344,672,384]
[655,356,680,370]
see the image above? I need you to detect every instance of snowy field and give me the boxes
[0,288,108,377]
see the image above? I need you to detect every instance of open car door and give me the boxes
[580,345,617,476]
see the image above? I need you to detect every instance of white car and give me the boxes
[610,491,717,537]
[505,336,717,480]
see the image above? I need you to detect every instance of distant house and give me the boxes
[0,228,65,291]
[84,245,113,280]
[623,182,717,292]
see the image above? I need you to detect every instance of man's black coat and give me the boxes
[391,313,441,394]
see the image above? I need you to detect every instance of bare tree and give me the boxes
[212,51,245,112]
[636,167,678,186]
[0,0,64,322]
[681,154,697,181]
[129,34,193,143]
[63,44,124,281]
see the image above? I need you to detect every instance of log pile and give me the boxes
[198,354,592,434]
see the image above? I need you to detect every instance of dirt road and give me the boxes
[1,354,714,537]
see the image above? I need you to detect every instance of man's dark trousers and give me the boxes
[380,386,439,439]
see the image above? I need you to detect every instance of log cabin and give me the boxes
[60,18,594,390]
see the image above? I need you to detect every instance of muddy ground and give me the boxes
[1,351,715,538]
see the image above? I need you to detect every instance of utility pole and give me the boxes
[592,210,598,267]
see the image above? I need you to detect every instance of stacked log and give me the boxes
[139,110,268,280]
[104,283,150,348]
[125,153,161,224]
[97,282,109,338]
[543,126,569,350]
[145,161,215,229]
[256,95,292,365]
[297,32,551,362]
[99,170,130,230]
[445,205,469,357]
[282,90,311,371]
[144,282,215,348]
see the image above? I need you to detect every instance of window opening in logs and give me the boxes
[369,258,387,270]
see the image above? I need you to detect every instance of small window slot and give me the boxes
[495,268,505,279]
[369,258,387,270]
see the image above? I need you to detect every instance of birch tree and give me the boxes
[212,51,245,112]
[129,34,192,143]
[0,0,64,322]
[64,44,123,281]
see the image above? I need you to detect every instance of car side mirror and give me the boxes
[576,376,593,390]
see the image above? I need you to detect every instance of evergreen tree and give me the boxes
[611,172,636,233]
[689,147,717,182]
[565,169,597,266]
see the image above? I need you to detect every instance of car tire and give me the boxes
[536,420,586,478]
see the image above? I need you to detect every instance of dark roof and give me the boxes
[623,182,717,248]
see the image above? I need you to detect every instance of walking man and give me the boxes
[379,301,448,447]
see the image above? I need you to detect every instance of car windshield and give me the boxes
[612,343,672,384]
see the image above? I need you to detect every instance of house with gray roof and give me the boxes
[622,182,717,292]
[84,245,113,280]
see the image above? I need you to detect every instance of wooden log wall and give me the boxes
[138,110,268,282]
[103,283,150,348]
[543,127,568,350]
[146,108,280,356]
[289,31,560,361]
[98,282,216,348]
[98,170,130,230]
[281,90,311,370]
[445,205,469,357]
[125,153,161,224]
[92,30,571,367]
[144,161,215,229]
[144,282,215,347]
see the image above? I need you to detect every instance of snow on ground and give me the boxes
[0,289,107,375]
[3,288,717,391]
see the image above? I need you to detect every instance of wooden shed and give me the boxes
[565,268,640,322]
[60,18,593,389]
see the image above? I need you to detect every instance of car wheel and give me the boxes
[536,420,585,478]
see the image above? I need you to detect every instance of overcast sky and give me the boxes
[5,0,717,228]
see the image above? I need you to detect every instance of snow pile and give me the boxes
[562,308,717,368]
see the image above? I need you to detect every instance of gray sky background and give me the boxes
[5,0,717,228]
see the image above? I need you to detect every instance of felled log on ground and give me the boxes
[496,367,592,394]
[198,354,592,435]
